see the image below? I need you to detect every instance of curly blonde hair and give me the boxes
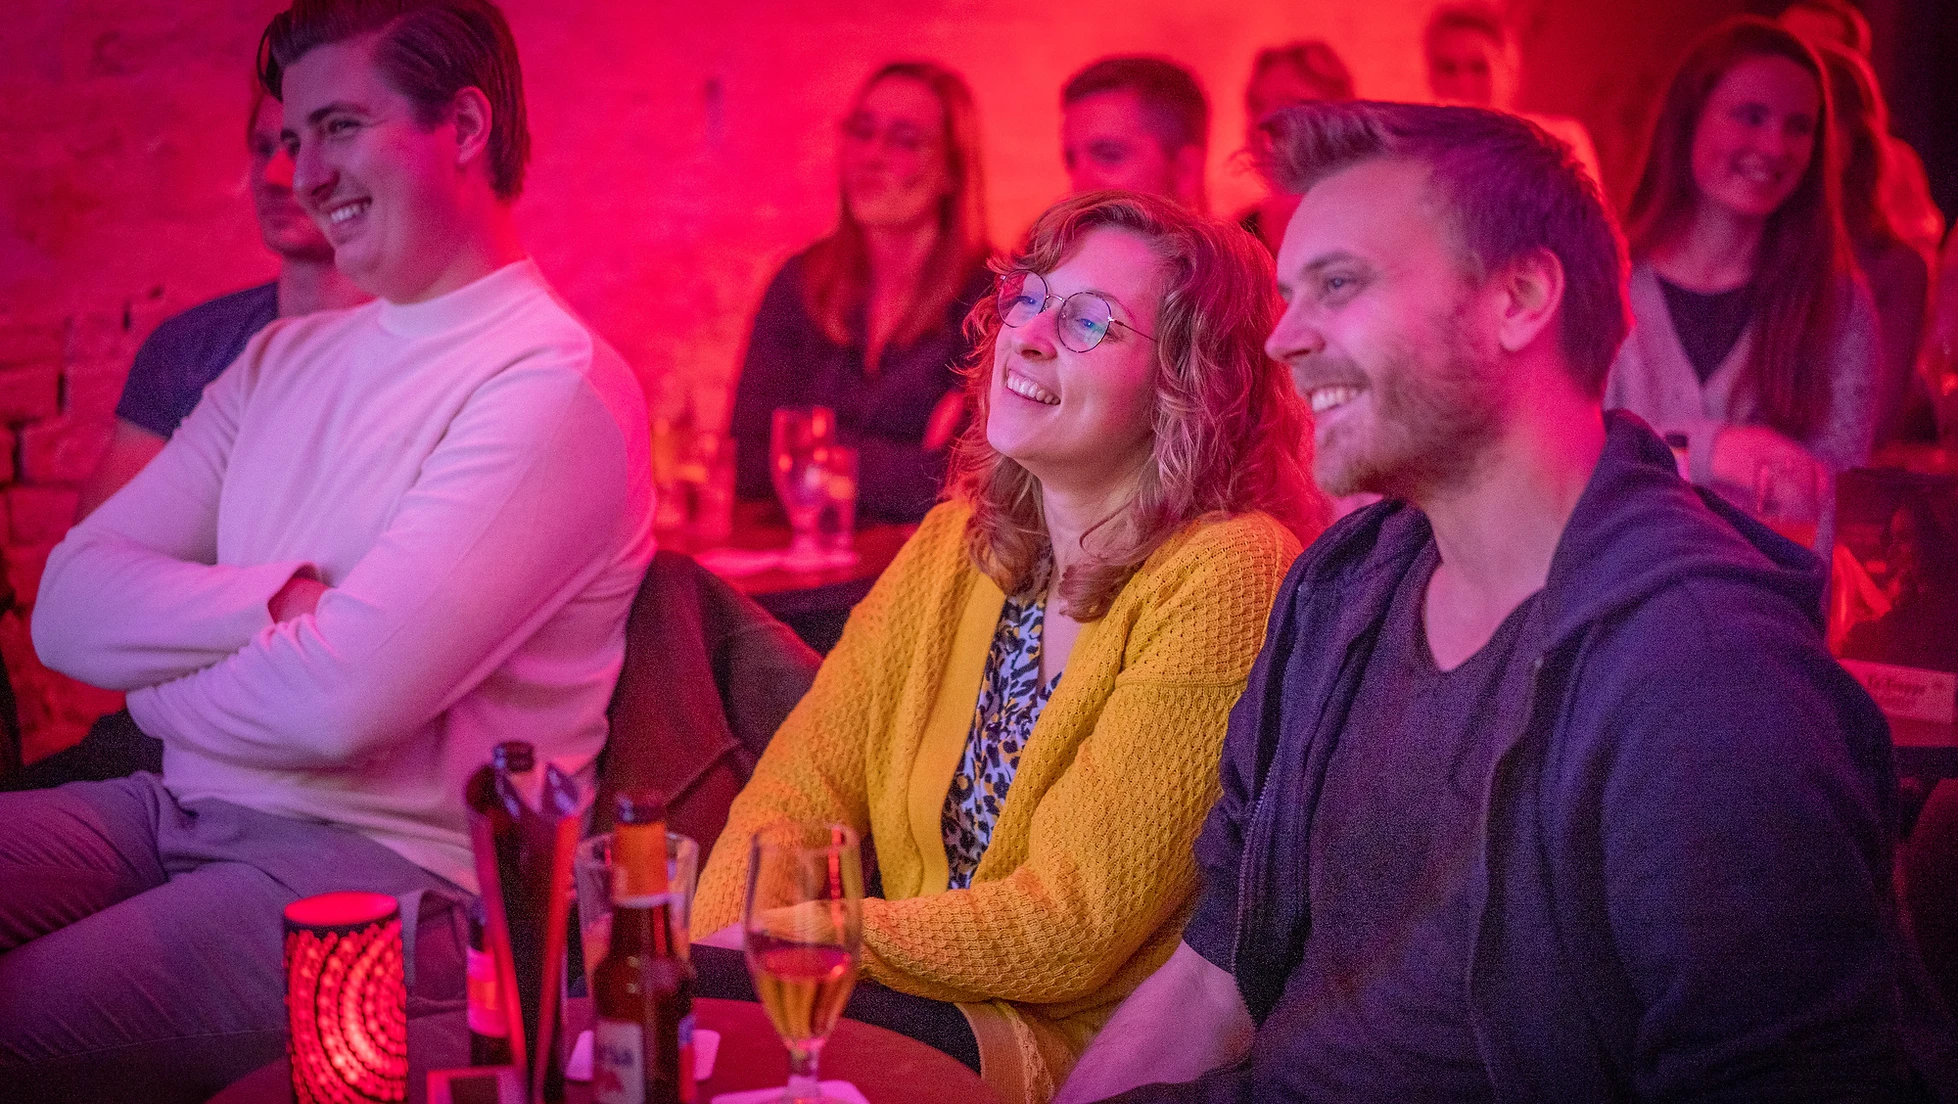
[948,190,1323,620]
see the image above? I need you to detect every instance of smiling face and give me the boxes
[1426,26,1518,109]
[1689,54,1821,223]
[840,75,952,231]
[1267,158,1506,500]
[987,226,1165,499]
[280,34,475,303]
[1063,90,1181,201]
[249,95,332,262]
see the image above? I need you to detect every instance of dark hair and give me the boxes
[257,0,530,201]
[1780,0,1872,55]
[1248,40,1356,107]
[1259,100,1629,395]
[1425,2,1512,52]
[950,191,1322,620]
[1062,56,1210,154]
[1814,41,1897,248]
[1625,17,1849,441]
[803,61,992,363]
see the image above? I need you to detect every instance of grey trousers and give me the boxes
[0,773,471,1103]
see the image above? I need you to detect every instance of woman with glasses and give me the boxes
[730,60,992,522]
[693,191,1323,1102]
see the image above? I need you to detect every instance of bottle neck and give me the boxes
[613,820,669,899]
[609,897,681,959]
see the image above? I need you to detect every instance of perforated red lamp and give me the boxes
[283,891,409,1104]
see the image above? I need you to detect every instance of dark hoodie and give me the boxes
[1170,413,1958,1102]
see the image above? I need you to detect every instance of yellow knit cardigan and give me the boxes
[692,500,1299,1102]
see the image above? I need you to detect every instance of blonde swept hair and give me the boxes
[948,191,1324,621]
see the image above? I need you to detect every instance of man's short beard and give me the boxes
[1314,303,1506,502]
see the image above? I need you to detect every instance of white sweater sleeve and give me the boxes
[32,335,313,690]
[124,358,640,770]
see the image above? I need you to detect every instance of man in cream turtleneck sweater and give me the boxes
[0,2,652,1098]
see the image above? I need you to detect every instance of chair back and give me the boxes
[599,551,820,853]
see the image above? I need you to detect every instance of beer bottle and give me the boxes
[492,740,541,816]
[591,792,694,1104]
[466,898,515,1067]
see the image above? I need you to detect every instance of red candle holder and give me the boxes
[283,891,409,1104]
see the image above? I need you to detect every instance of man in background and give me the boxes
[4,88,373,794]
[1423,1,1603,186]
[5,83,372,794]
[77,87,367,518]
[1062,55,1210,211]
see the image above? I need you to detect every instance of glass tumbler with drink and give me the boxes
[574,830,700,985]
[743,822,863,1104]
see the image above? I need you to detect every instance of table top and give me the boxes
[212,998,996,1104]
[687,997,995,1101]
[661,501,915,602]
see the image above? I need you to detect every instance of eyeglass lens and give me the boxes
[997,271,1115,352]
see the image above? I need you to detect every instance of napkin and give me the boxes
[712,1082,869,1104]
[565,1027,720,1082]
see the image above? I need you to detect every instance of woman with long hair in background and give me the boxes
[1606,16,1877,546]
[731,60,993,521]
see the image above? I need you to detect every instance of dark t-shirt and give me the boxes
[1246,542,1544,1101]
[1657,276,1753,386]
[115,282,278,438]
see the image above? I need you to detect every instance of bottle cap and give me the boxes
[615,789,667,826]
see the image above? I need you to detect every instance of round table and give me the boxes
[666,502,917,654]
[685,997,995,1101]
[209,998,995,1104]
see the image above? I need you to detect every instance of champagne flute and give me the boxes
[743,823,863,1104]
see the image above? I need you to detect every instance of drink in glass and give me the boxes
[742,823,863,1104]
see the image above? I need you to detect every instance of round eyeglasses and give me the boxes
[997,270,1156,353]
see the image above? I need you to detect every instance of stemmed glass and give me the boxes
[770,407,854,569]
[743,822,863,1104]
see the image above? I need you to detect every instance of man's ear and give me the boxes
[451,86,494,175]
[1494,246,1565,355]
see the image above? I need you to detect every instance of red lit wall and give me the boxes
[0,0,1740,759]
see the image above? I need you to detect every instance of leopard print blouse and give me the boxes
[940,594,1063,890]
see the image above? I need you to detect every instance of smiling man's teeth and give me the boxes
[328,199,372,224]
[1309,385,1360,415]
[1005,372,1060,406]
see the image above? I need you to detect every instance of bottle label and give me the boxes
[593,1019,645,1104]
[465,945,507,1038]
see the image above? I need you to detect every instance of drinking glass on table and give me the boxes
[817,445,859,563]
[573,830,699,978]
[743,822,863,1104]
[770,406,841,568]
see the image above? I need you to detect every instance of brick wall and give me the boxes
[0,0,1735,762]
